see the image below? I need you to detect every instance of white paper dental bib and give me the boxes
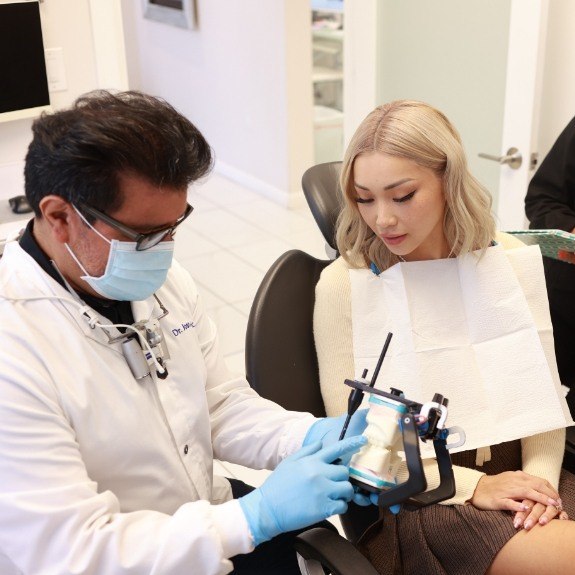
[349,243,573,458]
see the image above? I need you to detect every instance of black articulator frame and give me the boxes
[343,380,456,510]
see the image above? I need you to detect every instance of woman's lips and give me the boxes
[381,234,407,246]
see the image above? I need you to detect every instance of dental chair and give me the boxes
[243,161,344,417]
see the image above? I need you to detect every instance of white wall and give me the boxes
[0,0,127,204]
[121,0,313,208]
[1,0,574,211]
[537,0,575,162]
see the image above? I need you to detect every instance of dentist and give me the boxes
[0,90,368,575]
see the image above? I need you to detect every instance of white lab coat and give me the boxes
[0,241,316,575]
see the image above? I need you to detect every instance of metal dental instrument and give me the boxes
[338,332,393,441]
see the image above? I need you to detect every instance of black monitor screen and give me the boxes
[0,1,49,115]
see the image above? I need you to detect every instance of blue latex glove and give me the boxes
[302,410,401,512]
[352,489,401,514]
[304,410,371,507]
[303,409,369,452]
[239,435,367,546]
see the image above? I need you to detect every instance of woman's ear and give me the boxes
[38,196,75,244]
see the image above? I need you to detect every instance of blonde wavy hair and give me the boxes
[336,100,496,271]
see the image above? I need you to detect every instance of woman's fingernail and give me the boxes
[522,504,531,511]
[548,498,560,507]
[539,516,548,525]
[513,518,522,529]
[524,519,533,530]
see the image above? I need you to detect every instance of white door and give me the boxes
[344,0,548,230]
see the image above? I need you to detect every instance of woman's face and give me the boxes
[352,152,449,261]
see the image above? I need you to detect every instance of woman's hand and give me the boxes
[470,471,561,513]
[512,499,568,530]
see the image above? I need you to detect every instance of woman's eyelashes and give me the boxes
[394,190,416,203]
[355,190,416,204]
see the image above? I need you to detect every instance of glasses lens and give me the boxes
[137,229,173,251]
[135,204,192,250]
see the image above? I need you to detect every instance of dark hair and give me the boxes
[24,90,213,217]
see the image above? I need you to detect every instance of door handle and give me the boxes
[478,147,522,170]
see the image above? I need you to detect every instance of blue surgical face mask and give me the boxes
[66,207,174,301]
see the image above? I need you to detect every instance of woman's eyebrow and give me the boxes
[384,178,414,191]
[354,178,415,191]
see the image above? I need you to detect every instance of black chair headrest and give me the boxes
[301,161,343,253]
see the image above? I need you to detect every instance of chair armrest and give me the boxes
[295,527,380,575]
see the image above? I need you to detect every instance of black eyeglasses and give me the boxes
[77,202,194,251]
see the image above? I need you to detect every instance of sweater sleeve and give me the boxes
[521,428,565,490]
[314,258,356,418]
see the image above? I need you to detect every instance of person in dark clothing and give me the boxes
[525,115,575,417]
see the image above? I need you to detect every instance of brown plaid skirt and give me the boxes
[356,440,575,575]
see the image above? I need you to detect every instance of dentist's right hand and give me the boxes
[239,435,367,546]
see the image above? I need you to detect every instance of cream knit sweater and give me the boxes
[313,232,565,505]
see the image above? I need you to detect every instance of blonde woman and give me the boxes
[314,100,575,574]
